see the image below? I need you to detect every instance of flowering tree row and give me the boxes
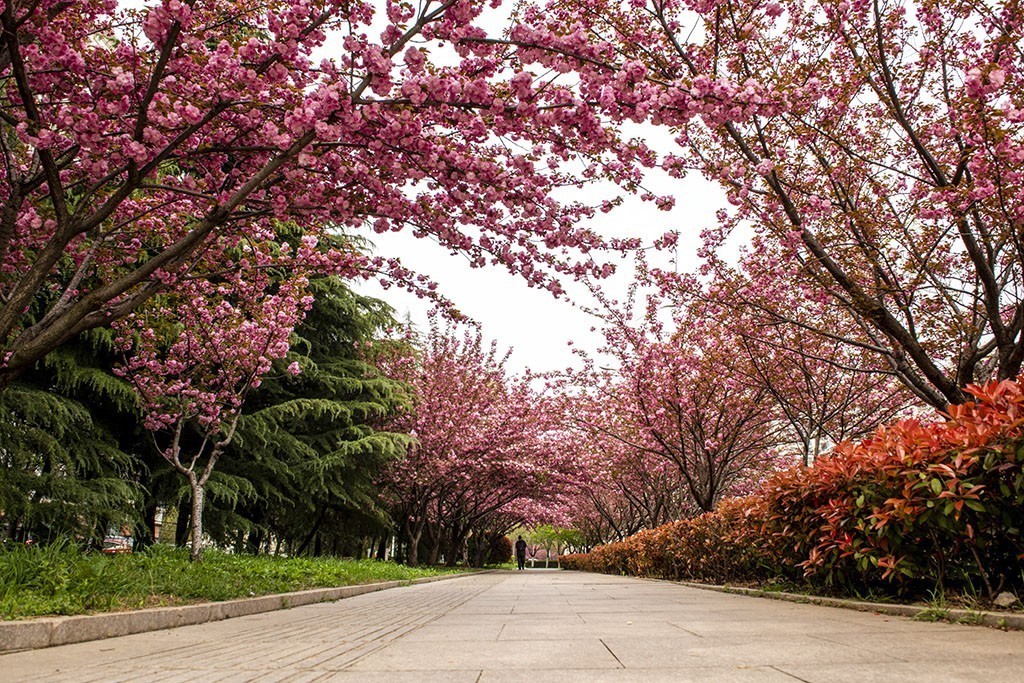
[0,0,652,558]
[565,431,694,549]
[4,0,1022,564]
[376,320,579,566]
[525,0,1023,540]
[557,269,915,540]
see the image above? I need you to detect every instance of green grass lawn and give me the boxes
[0,541,466,619]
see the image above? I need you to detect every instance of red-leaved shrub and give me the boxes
[561,497,775,584]
[563,378,1024,599]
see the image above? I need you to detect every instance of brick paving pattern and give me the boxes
[3,571,1024,681]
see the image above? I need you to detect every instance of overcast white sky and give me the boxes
[341,2,732,374]
[358,170,728,374]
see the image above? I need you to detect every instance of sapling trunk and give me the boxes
[166,413,238,563]
[189,481,204,562]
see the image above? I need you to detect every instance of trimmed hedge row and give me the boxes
[562,379,1024,598]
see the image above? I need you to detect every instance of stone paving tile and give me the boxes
[805,627,1024,661]
[346,637,621,671]
[669,617,931,638]
[321,673,479,682]
[1,576,497,682]
[479,666,800,682]
[604,634,904,669]
[432,612,585,626]
[497,620,693,640]
[400,624,505,641]
[4,570,1024,682]
[776,656,1024,683]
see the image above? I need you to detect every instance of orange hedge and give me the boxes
[562,378,1024,598]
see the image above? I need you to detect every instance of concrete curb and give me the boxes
[672,580,1024,630]
[0,571,480,653]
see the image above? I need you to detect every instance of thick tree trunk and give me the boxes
[445,524,469,567]
[375,536,387,561]
[295,506,325,556]
[407,527,422,566]
[443,527,456,567]
[426,527,441,565]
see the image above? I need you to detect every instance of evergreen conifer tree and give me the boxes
[0,329,141,545]
[209,277,409,556]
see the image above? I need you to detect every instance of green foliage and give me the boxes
[0,543,463,619]
[913,606,952,622]
[0,272,410,557]
[468,533,513,566]
[0,329,142,544]
[527,525,585,553]
[212,277,410,553]
[0,540,137,616]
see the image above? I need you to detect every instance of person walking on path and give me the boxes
[515,535,527,570]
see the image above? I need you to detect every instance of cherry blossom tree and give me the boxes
[0,0,653,389]
[567,286,787,512]
[526,0,1024,409]
[561,488,636,549]
[566,414,695,543]
[574,354,784,512]
[116,257,311,561]
[557,358,698,540]
[740,327,913,465]
[641,252,918,465]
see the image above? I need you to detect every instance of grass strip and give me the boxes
[0,541,466,619]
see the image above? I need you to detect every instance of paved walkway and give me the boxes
[3,570,1024,681]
